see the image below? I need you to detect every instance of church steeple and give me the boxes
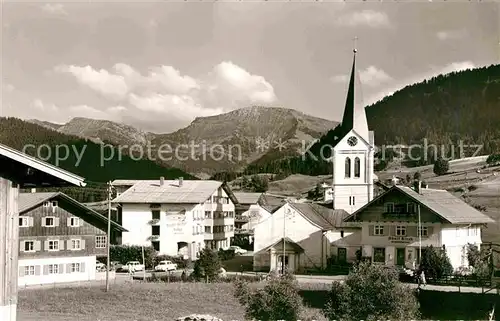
[340,43,369,141]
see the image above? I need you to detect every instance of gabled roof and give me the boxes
[233,192,263,205]
[288,202,351,230]
[112,180,237,204]
[0,143,86,187]
[344,185,495,225]
[19,192,127,232]
[256,237,305,255]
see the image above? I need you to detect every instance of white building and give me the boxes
[343,183,494,270]
[112,177,237,259]
[253,202,357,272]
[233,192,272,234]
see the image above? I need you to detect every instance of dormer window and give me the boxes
[43,201,50,208]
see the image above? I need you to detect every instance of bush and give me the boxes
[420,246,453,280]
[218,248,236,261]
[486,153,500,165]
[192,248,222,282]
[466,244,492,280]
[110,245,157,269]
[322,262,420,321]
[433,158,450,176]
[234,272,304,321]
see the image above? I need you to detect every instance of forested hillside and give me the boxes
[237,64,500,177]
[0,117,195,201]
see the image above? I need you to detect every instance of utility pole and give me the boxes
[283,207,287,275]
[105,181,112,292]
[418,203,422,265]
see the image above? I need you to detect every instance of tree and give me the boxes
[420,246,453,280]
[234,272,304,321]
[466,243,492,280]
[192,248,221,282]
[323,262,419,321]
[250,175,269,192]
[433,158,450,176]
[413,171,422,181]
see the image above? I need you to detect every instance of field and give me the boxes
[18,282,328,321]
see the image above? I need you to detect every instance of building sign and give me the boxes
[388,236,414,244]
[166,214,187,235]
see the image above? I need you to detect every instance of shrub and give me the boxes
[433,158,450,176]
[218,248,236,261]
[420,246,453,280]
[486,153,500,165]
[322,262,420,321]
[234,272,304,321]
[192,248,222,282]
[110,245,157,268]
[466,244,492,280]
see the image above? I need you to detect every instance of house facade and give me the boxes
[234,192,271,236]
[343,184,494,270]
[17,192,126,286]
[253,202,355,272]
[112,178,237,259]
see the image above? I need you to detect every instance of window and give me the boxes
[205,226,211,233]
[19,216,29,227]
[385,203,394,213]
[43,217,55,227]
[345,157,351,178]
[24,241,35,252]
[374,225,384,236]
[68,217,80,227]
[24,266,35,276]
[340,230,345,238]
[373,247,386,263]
[70,263,80,273]
[48,264,59,274]
[43,201,50,208]
[71,239,81,250]
[95,236,106,248]
[396,226,406,236]
[406,203,415,214]
[52,201,58,207]
[419,226,428,237]
[152,241,160,251]
[205,211,212,219]
[354,157,361,178]
[152,226,160,236]
[47,240,59,251]
[151,210,160,220]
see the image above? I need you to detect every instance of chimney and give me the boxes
[160,177,164,186]
[31,188,36,193]
[178,177,183,187]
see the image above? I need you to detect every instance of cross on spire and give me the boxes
[353,36,358,54]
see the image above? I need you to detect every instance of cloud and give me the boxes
[436,30,466,41]
[331,66,392,87]
[366,61,476,105]
[51,61,277,131]
[41,4,67,15]
[336,10,390,28]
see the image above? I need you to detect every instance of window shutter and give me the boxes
[44,241,49,250]
[66,263,72,272]
[58,264,64,274]
[59,241,64,250]
[41,218,46,227]
[54,217,60,226]
[67,218,71,226]
[35,265,41,276]
[67,240,71,249]
[407,226,418,237]
[81,262,86,273]
[19,241,24,252]
[78,218,82,227]
[34,241,41,251]
[427,226,433,235]
[81,239,86,249]
[43,265,49,275]
[390,226,396,236]
[19,266,24,277]
[368,225,374,236]
[28,217,34,227]
[383,226,389,236]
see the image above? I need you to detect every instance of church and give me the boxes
[252,48,494,273]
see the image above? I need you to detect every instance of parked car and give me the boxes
[111,261,122,271]
[228,246,248,255]
[96,261,106,271]
[122,261,145,272]
[154,260,177,272]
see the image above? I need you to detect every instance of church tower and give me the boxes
[331,46,375,214]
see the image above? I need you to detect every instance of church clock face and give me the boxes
[347,136,358,147]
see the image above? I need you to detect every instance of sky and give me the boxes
[1,1,499,133]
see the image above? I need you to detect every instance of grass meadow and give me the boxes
[18,281,329,321]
